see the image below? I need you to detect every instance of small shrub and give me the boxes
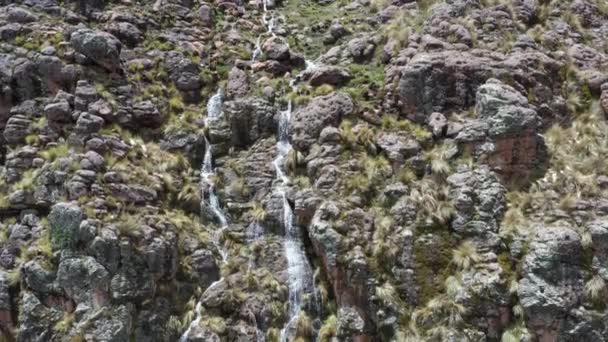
[318,315,337,342]
[40,144,69,162]
[452,240,480,270]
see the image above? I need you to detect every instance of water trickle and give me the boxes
[179,302,202,342]
[274,96,318,342]
[252,36,262,62]
[180,88,230,341]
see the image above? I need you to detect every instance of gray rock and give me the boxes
[107,183,157,204]
[347,34,376,62]
[0,271,13,330]
[447,166,506,248]
[262,37,290,61]
[44,100,72,123]
[512,0,538,24]
[145,237,177,278]
[518,223,585,341]
[337,306,366,339]
[224,97,276,148]
[74,80,100,111]
[3,114,30,145]
[292,92,354,151]
[70,29,122,72]
[226,67,249,99]
[195,4,214,27]
[22,260,56,295]
[133,100,162,127]
[190,248,220,289]
[427,112,447,138]
[184,325,221,342]
[134,298,172,341]
[17,291,62,342]
[105,21,143,47]
[7,6,38,23]
[160,132,205,163]
[330,22,348,40]
[48,202,85,250]
[82,304,134,342]
[309,65,351,87]
[88,228,120,273]
[56,255,110,305]
[88,99,113,121]
[376,132,421,165]
[110,241,155,301]
[164,51,202,91]
[455,79,544,180]
[600,82,608,115]
[81,150,105,171]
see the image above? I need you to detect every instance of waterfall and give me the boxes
[275,99,317,342]
[249,0,321,338]
[183,0,322,339]
[201,88,229,261]
[180,88,229,341]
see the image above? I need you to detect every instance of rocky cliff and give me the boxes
[0,0,607,341]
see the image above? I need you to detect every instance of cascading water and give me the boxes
[250,0,321,339]
[180,88,230,341]
[275,90,319,342]
[184,0,321,339]
[201,88,229,261]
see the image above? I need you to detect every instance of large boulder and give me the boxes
[70,29,122,72]
[375,132,421,166]
[3,114,31,145]
[164,51,202,91]
[455,79,545,181]
[48,202,85,250]
[0,271,13,333]
[82,304,134,341]
[226,67,249,99]
[292,92,354,151]
[447,166,507,249]
[308,65,351,87]
[224,97,275,148]
[105,21,143,47]
[395,50,564,125]
[518,223,588,341]
[56,256,110,306]
[17,291,62,342]
[397,51,499,122]
[262,37,290,61]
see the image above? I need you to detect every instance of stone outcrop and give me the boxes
[70,29,122,72]
[455,79,546,181]
[292,92,354,151]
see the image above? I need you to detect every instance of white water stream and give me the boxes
[182,0,322,339]
[180,88,229,341]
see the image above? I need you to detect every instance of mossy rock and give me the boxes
[48,202,85,250]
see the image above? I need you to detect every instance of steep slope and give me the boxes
[0,0,607,341]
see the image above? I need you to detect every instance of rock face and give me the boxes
[448,166,507,248]
[309,202,378,339]
[455,79,545,181]
[70,29,122,72]
[395,51,563,125]
[224,98,275,148]
[292,92,354,151]
[0,0,607,341]
[518,223,587,341]
[48,202,85,250]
